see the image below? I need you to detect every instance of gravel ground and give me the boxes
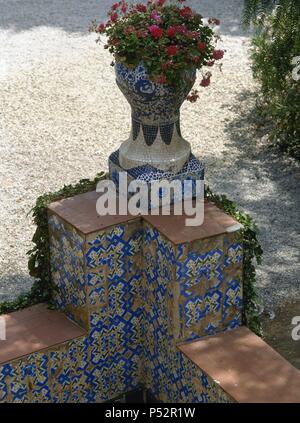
[0,1,299,315]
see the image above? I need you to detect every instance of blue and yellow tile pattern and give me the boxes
[0,211,243,403]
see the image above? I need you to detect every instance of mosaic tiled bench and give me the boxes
[179,327,300,403]
[0,304,86,402]
[1,191,300,403]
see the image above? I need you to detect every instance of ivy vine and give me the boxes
[0,173,106,315]
[0,177,262,336]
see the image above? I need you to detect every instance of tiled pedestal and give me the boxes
[46,190,243,402]
[1,190,300,403]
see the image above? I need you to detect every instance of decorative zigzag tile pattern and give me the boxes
[0,213,242,403]
[141,223,242,401]
[0,337,90,403]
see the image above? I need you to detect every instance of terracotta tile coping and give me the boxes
[178,326,300,403]
[0,304,86,365]
[48,191,240,244]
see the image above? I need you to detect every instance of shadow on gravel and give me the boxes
[202,89,300,368]
[202,88,300,306]
[0,274,34,303]
[221,89,300,225]
[262,300,300,370]
[0,0,251,37]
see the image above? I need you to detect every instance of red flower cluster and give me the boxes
[200,77,211,87]
[111,12,118,23]
[155,0,167,6]
[213,49,224,60]
[121,3,127,13]
[166,24,188,38]
[149,24,163,39]
[110,1,127,16]
[187,89,200,103]
[197,42,206,52]
[180,6,194,19]
[166,45,178,56]
[97,23,106,33]
[166,26,177,38]
[136,4,147,13]
[200,72,212,87]
[92,0,223,99]
[206,60,215,67]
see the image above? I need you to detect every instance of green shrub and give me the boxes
[244,0,300,160]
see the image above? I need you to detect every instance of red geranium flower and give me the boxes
[111,12,118,23]
[136,4,147,12]
[174,24,187,35]
[197,42,206,52]
[121,4,128,14]
[206,60,215,67]
[187,89,199,103]
[213,49,224,60]
[97,23,106,33]
[149,25,163,39]
[200,76,211,87]
[112,3,119,10]
[166,45,178,56]
[180,6,193,19]
[166,26,177,38]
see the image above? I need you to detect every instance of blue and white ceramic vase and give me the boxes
[115,61,196,173]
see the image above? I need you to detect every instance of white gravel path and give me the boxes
[0,0,299,314]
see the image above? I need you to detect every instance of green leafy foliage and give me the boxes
[0,175,262,336]
[243,0,300,160]
[0,173,107,315]
[243,0,277,26]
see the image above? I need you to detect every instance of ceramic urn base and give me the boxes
[109,61,205,205]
